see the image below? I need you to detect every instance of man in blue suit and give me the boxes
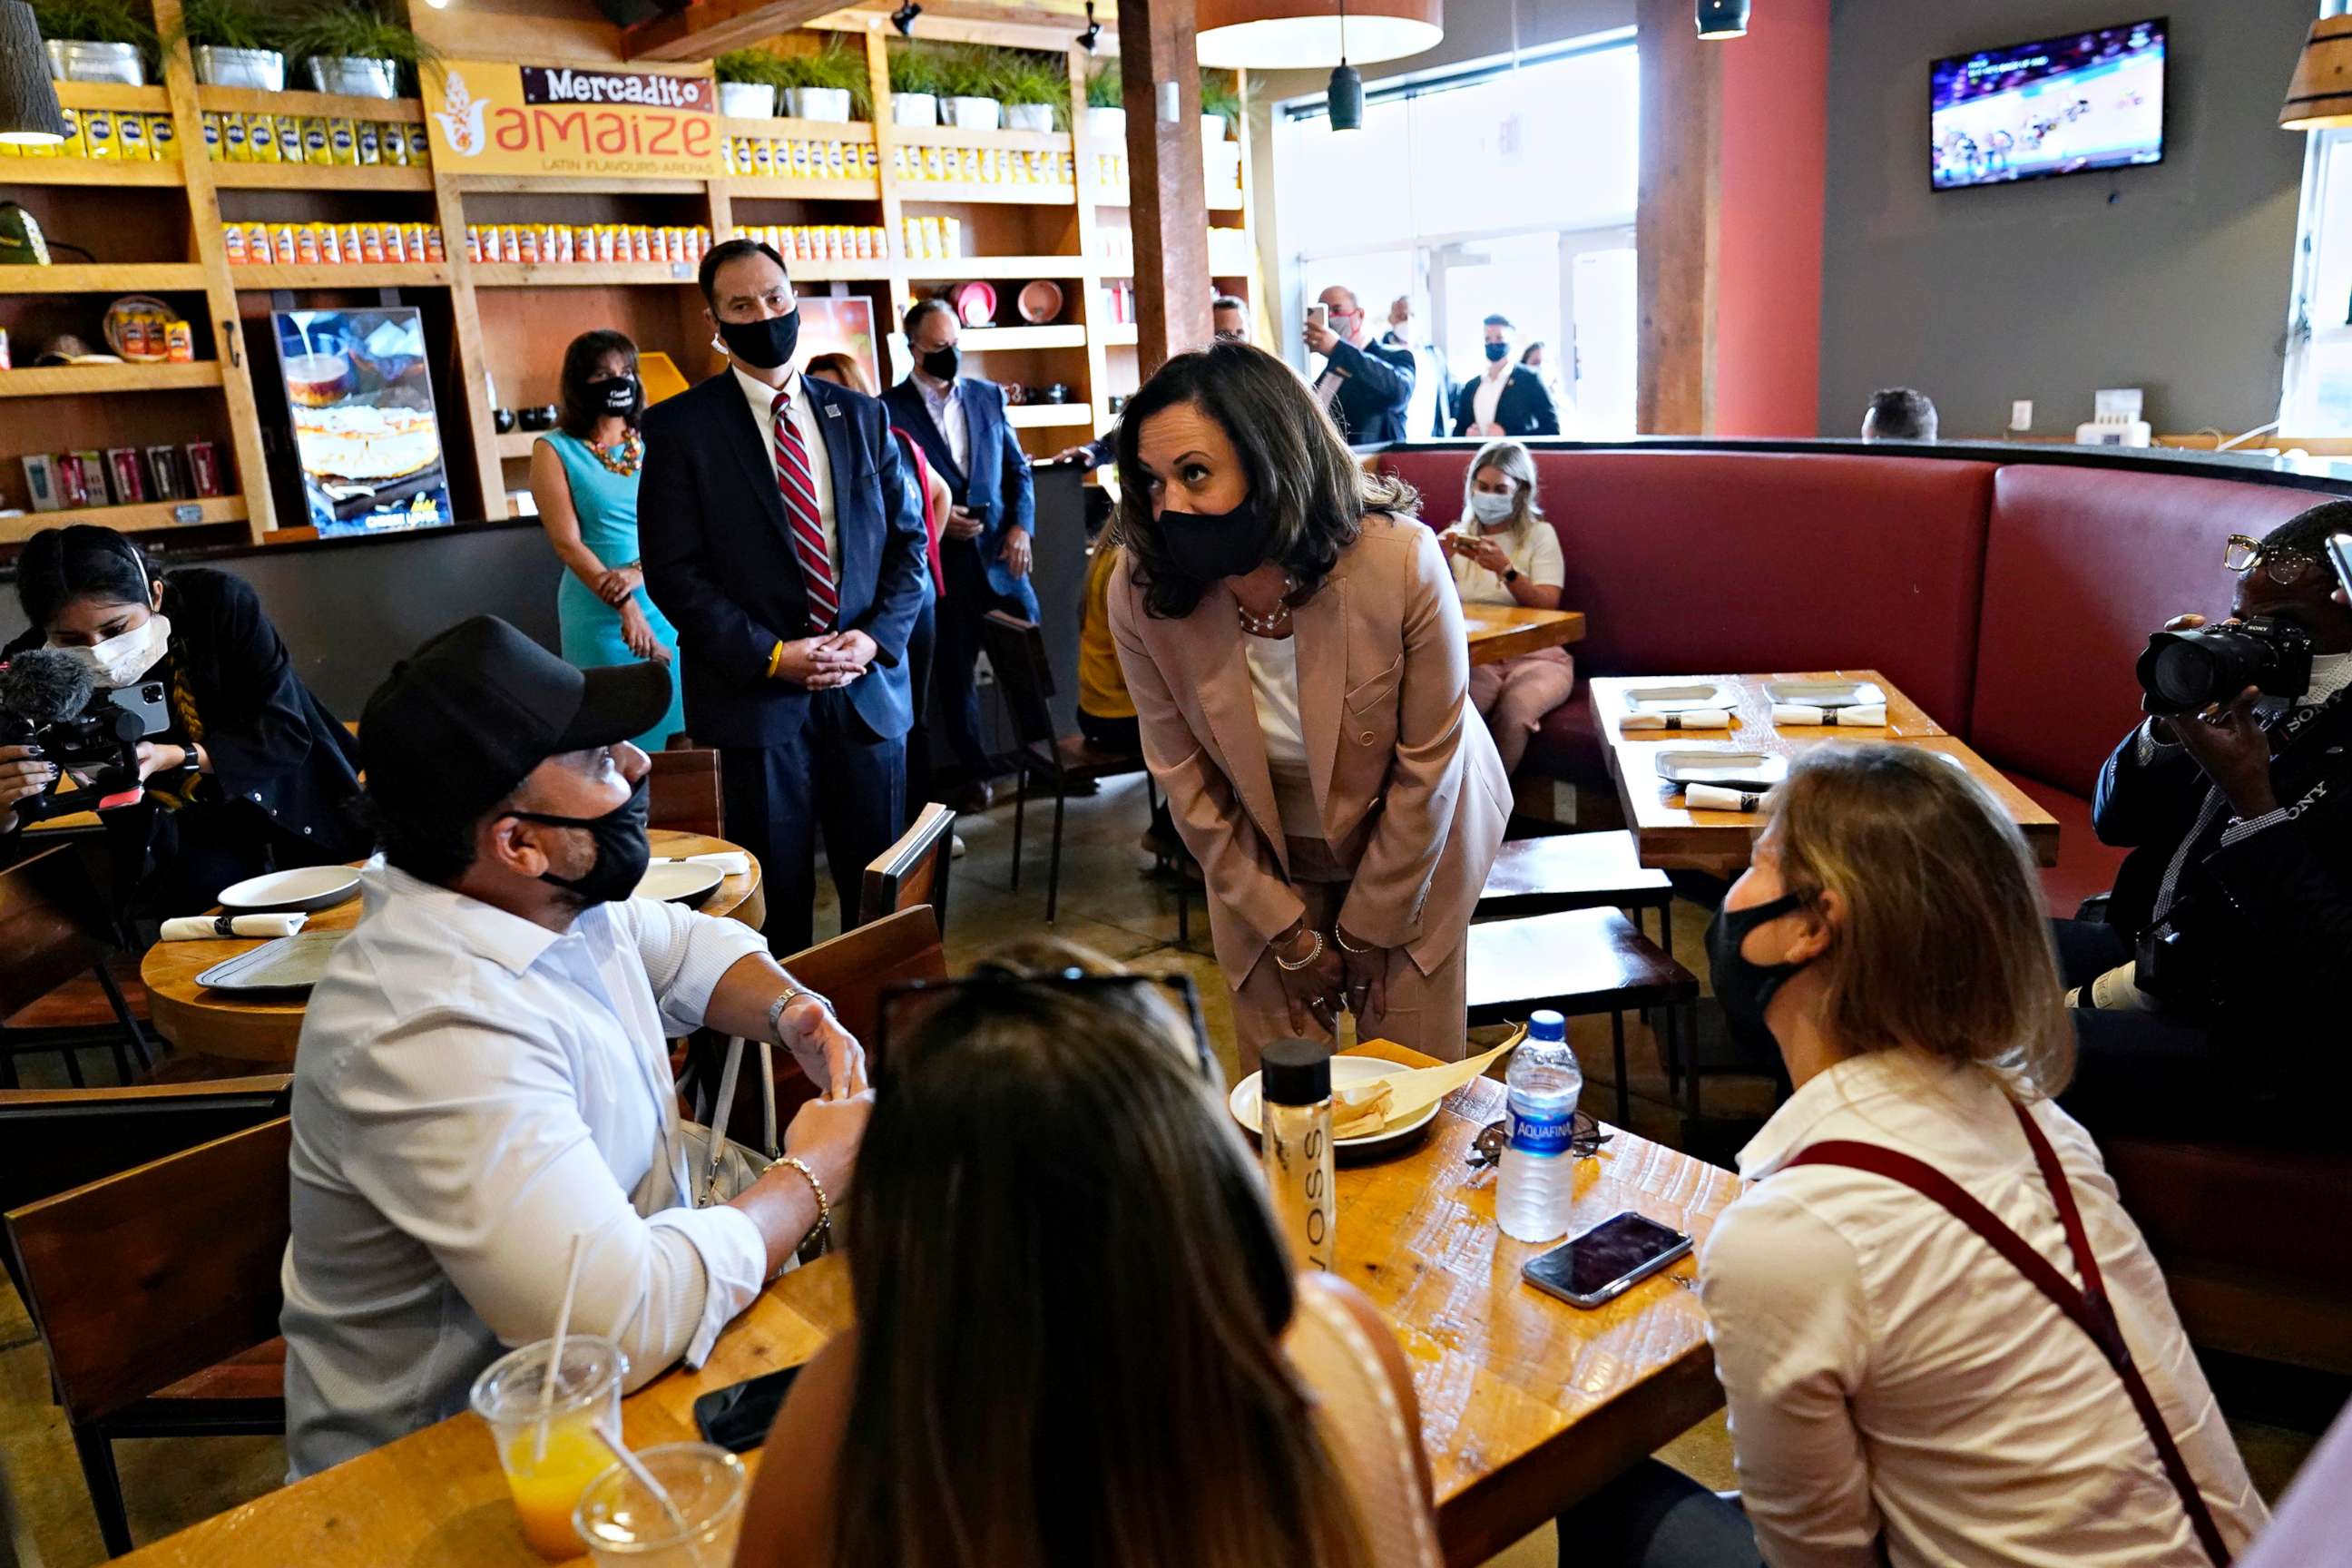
[883,299,1038,811]
[640,239,929,953]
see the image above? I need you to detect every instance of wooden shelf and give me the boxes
[893,122,1069,155]
[0,157,186,188]
[1089,187,1246,213]
[0,362,223,397]
[959,325,1085,350]
[724,175,881,201]
[55,82,169,113]
[496,431,544,460]
[0,495,245,544]
[231,263,452,289]
[6,264,208,293]
[473,261,699,287]
[214,162,435,191]
[899,181,1075,207]
[1005,402,1092,428]
[905,255,1085,279]
[791,258,893,281]
[722,116,877,144]
[453,172,706,194]
[1099,323,1138,346]
[196,86,424,123]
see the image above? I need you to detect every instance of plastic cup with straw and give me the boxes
[573,1436,750,1566]
[469,1238,626,1560]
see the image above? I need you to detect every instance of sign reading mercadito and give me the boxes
[422,61,722,180]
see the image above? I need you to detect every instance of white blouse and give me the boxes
[1446,520,1563,608]
[1243,632,1324,840]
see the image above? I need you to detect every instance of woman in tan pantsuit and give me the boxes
[1106,343,1510,1066]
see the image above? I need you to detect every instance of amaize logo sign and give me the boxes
[424,61,720,180]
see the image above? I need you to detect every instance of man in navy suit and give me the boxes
[1301,283,1416,446]
[882,299,1038,810]
[640,239,928,953]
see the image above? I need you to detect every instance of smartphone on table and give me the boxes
[692,1362,805,1453]
[1522,1210,1694,1309]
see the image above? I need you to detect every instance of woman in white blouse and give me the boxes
[1441,440,1575,779]
[1561,743,2267,1567]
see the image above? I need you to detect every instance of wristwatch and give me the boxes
[1503,567,1521,584]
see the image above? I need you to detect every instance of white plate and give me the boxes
[1653,750,1790,789]
[1622,681,1731,712]
[217,866,360,914]
[1762,679,1885,709]
[635,861,723,905]
[1229,1055,1444,1152]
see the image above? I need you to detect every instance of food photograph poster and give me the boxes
[272,309,453,537]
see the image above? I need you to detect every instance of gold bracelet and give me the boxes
[777,1155,830,1251]
[1332,926,1373,956]
[1273,927,1325,972]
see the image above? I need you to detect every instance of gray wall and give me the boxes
[1819,0,2315,440]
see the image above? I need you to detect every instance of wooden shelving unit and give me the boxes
[3,158,189,188]
[473,262,699,288]
[195,84,423,122]
[5,264,211,293]
[0,363,223,397]
[0,495,246,544]
[1004,403,1093,428]
[213,163,435,191]
[231,264,454,289]
[961,325,1088,351]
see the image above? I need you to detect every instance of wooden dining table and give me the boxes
[135,830,766,1066]
[1465,605,1585,666]
[1588,670,2060,875]
[113,1040,1741,1568]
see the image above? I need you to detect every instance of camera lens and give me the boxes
[2146,639,2220,711]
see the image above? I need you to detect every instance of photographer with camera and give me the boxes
[2,524,369,915]
[2056,504,2352,1141]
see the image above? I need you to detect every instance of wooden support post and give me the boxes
[434,177,507,524]
[1635,0,1720,436]
[1116,0,1211,381]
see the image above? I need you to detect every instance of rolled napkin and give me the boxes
[656,851,751,876]
[1771,702,1888,728]
[1685,782,1765,812]
[161,912,309,942]
[1621,709,1732,731]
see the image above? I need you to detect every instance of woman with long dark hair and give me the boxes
[531,328,683,750]
[2,523,368,913]
[1105,341,1508,1064]
[731,940,1442,1568]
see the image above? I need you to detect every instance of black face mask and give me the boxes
[1485,341,1512,363]
[921,343,961,382]
[586,375,638,413]
[1704,891,1813,1054]
[1160,493,1276,583]
[718,308,800,371]
[511,774,652,906]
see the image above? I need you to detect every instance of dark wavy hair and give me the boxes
[1112,340,1418,621]
[15,524,153,631]
[556,330,643,439]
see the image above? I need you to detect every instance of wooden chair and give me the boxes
[648,745,724,839]
[6,1117,292,1556]
[980,611,1155,925]
[1475,831,1677,959]
[859,803,956,934]
[0,844,152,1089]
[1465,907,1699,1129]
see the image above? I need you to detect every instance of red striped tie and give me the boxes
[769,388,838,633]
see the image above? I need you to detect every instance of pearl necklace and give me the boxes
[1234,575,1297,637]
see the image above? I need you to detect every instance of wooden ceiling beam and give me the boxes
[629,0,1116,61]
[627,0,855,62]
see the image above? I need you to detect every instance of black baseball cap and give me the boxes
[362,616,671,821]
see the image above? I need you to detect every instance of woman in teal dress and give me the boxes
[532,329,685,750]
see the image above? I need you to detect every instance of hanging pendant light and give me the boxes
[2282,16,2352,130]
[0,0,72,145]
[1198,0,1442,72]
[1696,0,1749,41]
[1328,0,1363,131]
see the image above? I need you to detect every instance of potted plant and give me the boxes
[169,0,291,91]
[777,37,867,122]
[1083,61,1122,145]
[934,44,1001,132]
[1200,68,1239,142]
[30,0,155,85]
[887,41,945,128]
[713,48,789,120]
[999,49,1064,133]
[281,0,437,99]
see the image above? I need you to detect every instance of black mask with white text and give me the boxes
[511,775,652,906]
[719,309,801,371]
[586,375,638,413]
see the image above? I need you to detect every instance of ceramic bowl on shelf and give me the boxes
[493,408,518,434]
[519,405,560,431]
[950,281,997,328]
[1016,279,1063,324]
[1042,383,1071,405]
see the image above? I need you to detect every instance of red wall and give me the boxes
[1711,0,1828,436]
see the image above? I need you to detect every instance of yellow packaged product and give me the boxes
[302,118,330,162]
[422,225,444,262]
[120,111,152,159]
[515,226,539,264]
[292,225,321,265]
[275,113,304,163]
[222,224,248,263]
[750,139,774,177]
[383,222,407,262]
[55,107,83,158]
[163,321,193,363]
[247,113,279,162]
[270,222,300,264]
[407,125,429,163]
[221,112,252,162]
[358,224,385,264]
[317,224,343,265]
[382,122,408,166]
[356,122,381,164]
[328,119,358,165]
[82,109,116,159]
[338,222,363,261]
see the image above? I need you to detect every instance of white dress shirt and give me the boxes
[280,862,772,1479]
[1702,1049,2266,1568]
[1446,520,1563,608]
[1472,364,1510,432]
[734,362,840,575]
[915,372,971,475]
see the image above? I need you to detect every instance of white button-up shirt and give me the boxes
[734,362,840,575]
[915,372,971,475]
[1702,1049,2266,1568]
[280,862,770,1479]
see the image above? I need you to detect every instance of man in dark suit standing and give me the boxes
[640,239,928,953]
[1302,283,1416,446]
[882,299,1037,811]
[1453,314,1562,437]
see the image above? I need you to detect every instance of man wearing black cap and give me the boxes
[279,616,870,1479]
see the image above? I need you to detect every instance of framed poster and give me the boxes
[424,62,721,181]
[273,309,453,536]
[797,297,879,392]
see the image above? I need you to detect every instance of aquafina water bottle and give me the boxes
[1497,1010,1581,1243]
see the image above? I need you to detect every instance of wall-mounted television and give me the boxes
[1931,17,2166,191]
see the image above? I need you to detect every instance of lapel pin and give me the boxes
[824,404,843,418]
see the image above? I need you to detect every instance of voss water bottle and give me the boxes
[1497,1010,1581,1243]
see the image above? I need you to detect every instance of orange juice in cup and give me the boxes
[470,1335,629,1562]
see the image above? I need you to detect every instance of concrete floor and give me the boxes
[0,774,2324,1563]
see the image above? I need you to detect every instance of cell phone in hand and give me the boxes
[2328,532,2352,601]
[691,1361,805,1453]
[1522,1211,1693,1309]
[1307,302,1329,331]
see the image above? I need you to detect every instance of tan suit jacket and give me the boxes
[1108,515,1510,988]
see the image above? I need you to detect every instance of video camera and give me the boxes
[2134,616,2315,718]
[0,647,171,821]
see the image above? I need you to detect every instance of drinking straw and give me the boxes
[532,1234,586,1464]
[592,1422,699,1565]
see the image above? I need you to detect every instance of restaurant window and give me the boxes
[1271,33,1641,437]
[2281,123,2352,435]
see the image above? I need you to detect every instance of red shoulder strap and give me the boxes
[1786,1106,2231,1567]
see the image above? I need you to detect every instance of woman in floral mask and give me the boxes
[3,523,368,915]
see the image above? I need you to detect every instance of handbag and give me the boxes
[1787,1102,2231,1567]
[677,1034,779,1207]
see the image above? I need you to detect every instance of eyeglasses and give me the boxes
[2225,534,2326,584]
[875,970,1217,1085]
[1466,1112,1611,1171]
